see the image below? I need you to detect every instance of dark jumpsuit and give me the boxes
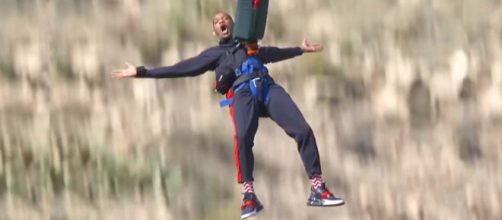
[136,39,322,183]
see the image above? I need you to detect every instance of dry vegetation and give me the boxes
[0,0,501,219]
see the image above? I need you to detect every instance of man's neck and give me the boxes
[219,37,233,45]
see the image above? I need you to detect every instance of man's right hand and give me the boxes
[300,38,323,53]
[111,62,137,78]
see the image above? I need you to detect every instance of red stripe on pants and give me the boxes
[227,91,243,183]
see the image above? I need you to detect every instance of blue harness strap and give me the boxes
[219,99,234,107]
[219,56,270,107]
[219,83,246,107]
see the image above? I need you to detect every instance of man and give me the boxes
[112,12,344,219]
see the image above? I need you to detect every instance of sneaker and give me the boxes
[307,183,345,207]
[241,192,264,219]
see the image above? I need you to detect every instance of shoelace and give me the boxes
[321,190,334,199]
[241,200,256,209]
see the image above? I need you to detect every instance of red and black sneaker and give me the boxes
[307,183,345,207]
[241,192,264,219]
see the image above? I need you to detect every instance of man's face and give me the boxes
[213,12,233,41]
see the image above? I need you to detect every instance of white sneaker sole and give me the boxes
[322,199,345,206]
[241,205,263,219]
[241,210,257,219]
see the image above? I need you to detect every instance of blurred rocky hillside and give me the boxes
[0,0,502,219]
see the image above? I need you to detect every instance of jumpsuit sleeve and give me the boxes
[257,46,304,64]
[135,48,220,78]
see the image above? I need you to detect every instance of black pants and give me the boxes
[227,83,322,183]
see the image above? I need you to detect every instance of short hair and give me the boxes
[213,11,234,24]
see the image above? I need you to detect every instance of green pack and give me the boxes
[233,0,269,41]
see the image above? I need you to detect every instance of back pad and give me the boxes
[233,0,269,41]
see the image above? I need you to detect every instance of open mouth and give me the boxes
[221,25,228,34]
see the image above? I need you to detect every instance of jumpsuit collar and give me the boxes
[219,37,236,45]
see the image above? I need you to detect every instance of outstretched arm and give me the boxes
[112,49,220,79]
[258,39,323,64]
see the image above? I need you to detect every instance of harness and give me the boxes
[219,55,271,107]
